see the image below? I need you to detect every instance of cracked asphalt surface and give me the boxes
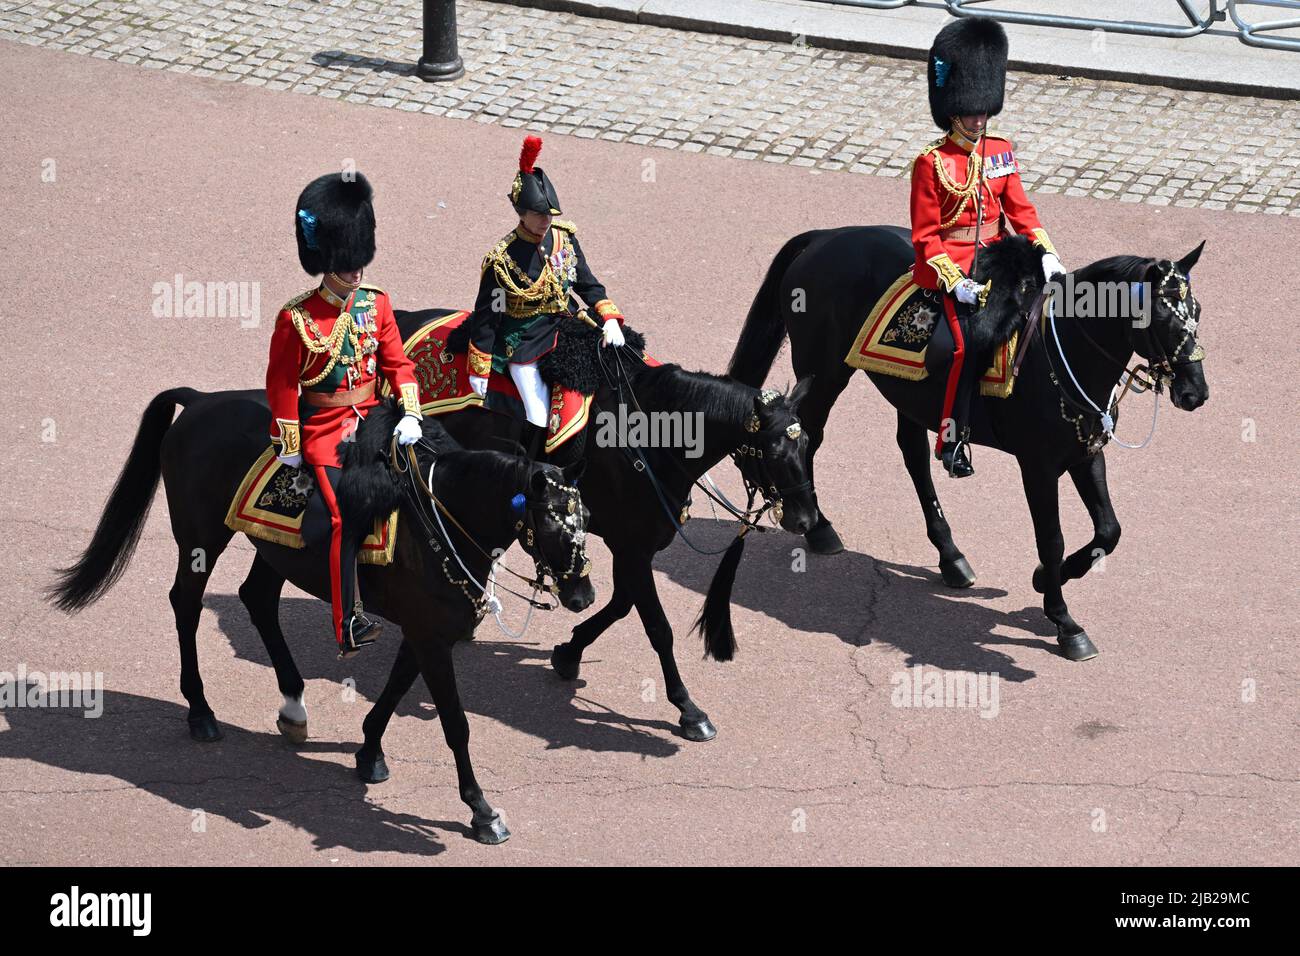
[2,39,1296,865]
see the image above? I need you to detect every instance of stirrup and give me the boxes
[338,612,383,660]
[941,433,974,478]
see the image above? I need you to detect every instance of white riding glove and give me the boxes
[1042,253,1066,282]
[601,318,625,348]
[468,375,488,398]
[954,278,983,306]
[393,414,422,446]
[276,452,303,469]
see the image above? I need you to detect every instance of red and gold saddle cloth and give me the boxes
[845,269,1018,399]
[223,447,398,565]
[387,310,603,454]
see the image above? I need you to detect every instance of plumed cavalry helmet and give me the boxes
[509,134,562,216]
[927,18,1009,130]
[294,171,377,276]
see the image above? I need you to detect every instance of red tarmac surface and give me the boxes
[2,41,1296,865]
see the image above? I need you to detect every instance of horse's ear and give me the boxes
[788,375,816,414]
[562,458,586,484]
[1177,240,1206,274]
[529,466,549,495]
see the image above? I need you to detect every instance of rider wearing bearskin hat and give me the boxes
[911,18,1065,476]
[465,135,626,456]
[265,171,424,657]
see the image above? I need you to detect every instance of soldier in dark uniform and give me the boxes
[911,19,1065,477]
[465,135,626,456]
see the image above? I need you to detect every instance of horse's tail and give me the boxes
[694,533,747,662]
[46,387,202,612]
[727,232,815,387]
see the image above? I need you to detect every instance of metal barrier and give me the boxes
[944,0,1223,37]
[806,0,1300,49]
[801,0,916,7]
[1230,0,1300,48]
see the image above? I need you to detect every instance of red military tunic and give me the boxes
[910,129,1056,293]
[266,282,422,468]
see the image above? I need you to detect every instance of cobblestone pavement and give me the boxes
[3,0,1300,215]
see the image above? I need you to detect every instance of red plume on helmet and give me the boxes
[519,135,543,174]
[510,134,561,214]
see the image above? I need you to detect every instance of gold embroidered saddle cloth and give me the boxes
[844,268,1019,399]
[223,447,398,566]
[387,309,597,454]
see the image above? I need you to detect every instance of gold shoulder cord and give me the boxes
[932,148,981,230]
[488,229,571,317]
[291,292,361,387]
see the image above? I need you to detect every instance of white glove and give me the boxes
[276,452,303,469]
[601,318,625,348]
[393,414,422,446]
[954,279,983,305]
[1042,253,1066,282]
[469,375,488,398]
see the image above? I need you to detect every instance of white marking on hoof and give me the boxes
[280,693,307,723]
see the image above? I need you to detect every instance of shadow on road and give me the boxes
[206,594,683,759]
[655,518,1056,682]
[0,686,458,856]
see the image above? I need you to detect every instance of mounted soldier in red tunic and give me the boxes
[911,18,1065,476]
[464,135,627,459]
[265,172,425,657]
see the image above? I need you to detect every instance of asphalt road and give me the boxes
[1,41,1296,866]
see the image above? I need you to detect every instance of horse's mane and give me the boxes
[337,399,523,535]
[629,363,757,423]
[970,234,1043,358]
[1073,255,1157,285]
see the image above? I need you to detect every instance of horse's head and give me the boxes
[1129,242,1208,411]
[516,460,595,612]
[735,377,818,536]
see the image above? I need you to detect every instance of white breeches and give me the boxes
[509,362,550,427]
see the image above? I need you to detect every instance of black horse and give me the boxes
[727,227,1209,661]
[47,388,595,844]
[352,308,818,747]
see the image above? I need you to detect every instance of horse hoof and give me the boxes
[1058,632,1099,662]
[551,644,580,681]
[940,556,976,588]
[805,521,844,555]
[187,713,223,743]
[471,813,511,845]
[276,714,308,745]
[1032,563,1047,593]
[355,749,390,784]
[679,715,717,742]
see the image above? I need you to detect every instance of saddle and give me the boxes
[223,447,398,564]
[844,268,1019,398]
[413,311,654,454]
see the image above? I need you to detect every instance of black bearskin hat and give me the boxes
[509,135,562,215]
[927,19,1009,131]
[294,172,376,276]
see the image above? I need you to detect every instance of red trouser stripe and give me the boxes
[935,292,965,457]
[312,464,346,647]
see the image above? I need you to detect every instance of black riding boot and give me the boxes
[521,421,548,463]
[940,357,978,479]
[338,555,383,660]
